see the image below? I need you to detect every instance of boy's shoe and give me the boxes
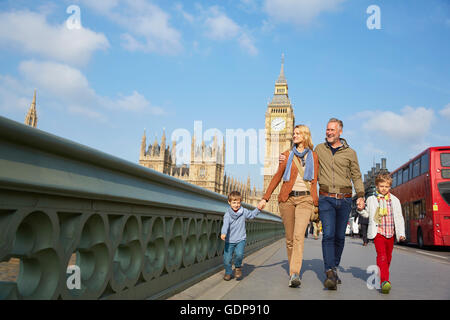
[324,269,337,290]
[235,268,242,280]
[223,274,232,281]
[333,268,342,284]
[288,273,301,288]
[381,281,391,294]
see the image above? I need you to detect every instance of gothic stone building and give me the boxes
[139,131,262,206]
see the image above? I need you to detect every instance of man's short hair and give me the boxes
[375,173,392,186]
[228,191,242,202]
[328,118,344,130]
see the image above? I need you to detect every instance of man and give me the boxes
[316,118,365,289]
[280,118,365,290]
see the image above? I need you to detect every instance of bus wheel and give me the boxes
[417,228,424,249]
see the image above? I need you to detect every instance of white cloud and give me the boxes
[205,9,241,40]
[439,103,450,120]
[174,3,195,23]
[358,106,434,141]
[0,75,33,112]
[79,0,183,55]
[238,33,258,56]
[68,105,108,123]
[203,6,258,55]
[114,91,165,115]
[19,60,95,100]
[0,10,109,66]
[2,60,164,123]
[264,0,346,26]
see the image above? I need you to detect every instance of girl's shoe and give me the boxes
[381,281,391,294]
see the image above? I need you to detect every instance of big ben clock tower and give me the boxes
[263,54,295,215]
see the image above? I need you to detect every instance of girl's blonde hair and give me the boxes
[294,124,314,150]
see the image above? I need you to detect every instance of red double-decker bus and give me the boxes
[390,146,450,247]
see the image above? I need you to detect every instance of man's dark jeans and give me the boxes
[318,195,352,271]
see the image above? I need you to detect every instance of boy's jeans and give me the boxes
[223,240,246,275]
[318,195,352,271]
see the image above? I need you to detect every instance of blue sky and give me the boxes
[0,0,449,191]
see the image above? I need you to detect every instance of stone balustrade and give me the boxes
[0,116,284,299]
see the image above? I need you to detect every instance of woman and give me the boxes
[258,125,319,288]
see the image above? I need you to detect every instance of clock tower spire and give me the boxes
[262,54,295,215]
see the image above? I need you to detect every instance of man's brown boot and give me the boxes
[324,269,337,290]
[334,268,342,284]
[235,268,242,280]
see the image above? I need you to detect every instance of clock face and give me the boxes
[271,117,285,132]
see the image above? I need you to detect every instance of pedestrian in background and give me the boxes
[359,210,369,246]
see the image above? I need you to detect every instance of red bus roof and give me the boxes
[391,146,450,174]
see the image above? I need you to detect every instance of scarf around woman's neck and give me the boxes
[282,146,314,182]
[374,191,391,224]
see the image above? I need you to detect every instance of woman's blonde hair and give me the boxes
[294,124,314,150]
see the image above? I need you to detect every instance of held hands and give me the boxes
[220,234,226,241]
[257,199,267,210]
[399,236,406,242]
[356,197,365,211]
[279,153,286,163]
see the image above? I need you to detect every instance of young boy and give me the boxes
[220,191,261,281]
[358,173,406,294]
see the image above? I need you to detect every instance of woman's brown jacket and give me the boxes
[262,149,319,206]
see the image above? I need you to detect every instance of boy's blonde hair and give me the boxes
[228,191,242,202]
[294,124,314,150]
[375,173,392,186]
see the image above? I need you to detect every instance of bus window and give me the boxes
[443,170,450,179]
[441,153,450,167]
[438,182,450,206]
[403,167,409,183]
[404,202,410,240]
[392,172,397,188]
[402,201,408,220]
[421,153,429,175]
[409,162,413,180]
[413,158,421,178]
[398,170,403,185]
[413,201,421,220]
[420,199,426,219]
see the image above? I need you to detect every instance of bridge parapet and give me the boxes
[0,116,284,299]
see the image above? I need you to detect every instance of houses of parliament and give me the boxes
[24,57,296,215]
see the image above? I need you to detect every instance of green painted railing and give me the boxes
[0,116,284,300]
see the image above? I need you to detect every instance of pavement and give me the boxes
[169,235,450,300]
